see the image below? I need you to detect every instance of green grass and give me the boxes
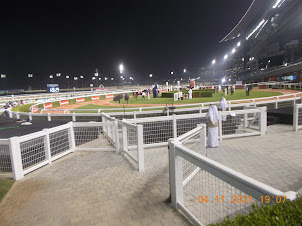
[11,103,36,112]
[109,90,283,105]
[0,179,14,202]
[211,197,302,226]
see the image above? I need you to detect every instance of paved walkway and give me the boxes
[0,149,190,226]
[207,124,302,192]
[0,125,302,225]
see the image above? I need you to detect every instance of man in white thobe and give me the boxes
[188,88,192,99]
[206,105,219,148]
[218,97,228,121]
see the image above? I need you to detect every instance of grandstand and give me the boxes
[218,0,302,83]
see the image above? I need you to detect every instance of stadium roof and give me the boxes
[220,0,282,42]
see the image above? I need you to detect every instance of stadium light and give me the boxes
[232,48,236,54]
[0,74,6,78]
[149,74,153,78]
[212,59,216,65]
[49,75,53,79]
[183,69,186,73]
[28,74,33,78]
[224,54,228,60]
[92,77,96,80]
[104,77,108,80]
[246,19,266,40]
[94,72,98,77]
[80,75,84,79]
[272,0,284,8]
[66,75,69,79]
[222,78,226,83]
[74,77,78,80]
[119,64,124,74]
[111,78,114,80]
[170,71,174,75]
[237,41,241,47]
[56,73,61,77]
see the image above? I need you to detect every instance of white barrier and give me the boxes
[0,121,119,180]
[168,127,295,225]
[293,104,302,131]
[123,107,266,148]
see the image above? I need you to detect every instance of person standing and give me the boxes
[231,85,234,95]
[206,104,219,148]
[218,97,228,121]
[188,88,192,99]
[142,91,146,100]
[245,86,249,96]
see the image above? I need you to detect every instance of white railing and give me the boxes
[293,104,302,131]
[7,92,301,122]
[0,121,119,180]
[168,127,294,225]
[121,120,144,171]
[123,107,267,148]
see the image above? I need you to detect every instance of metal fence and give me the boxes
[168,127,292,225]
[0,121,119,180]
[0,139,12,178]
[293,104,302,131]
[124,107,266,147]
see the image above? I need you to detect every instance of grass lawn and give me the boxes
[0,179,14,202]
[108,90,283,105]
[72,90,283,112]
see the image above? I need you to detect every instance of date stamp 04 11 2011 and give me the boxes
[198,195,287,204]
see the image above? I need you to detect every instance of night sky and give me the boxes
[0,0,253,89]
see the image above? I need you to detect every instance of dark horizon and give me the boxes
[0,0,253,89]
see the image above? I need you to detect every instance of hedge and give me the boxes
[197,89,215,94]
[210,197,302,226]
[193,91,213,98]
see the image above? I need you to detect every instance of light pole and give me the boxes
[49,75,53,84]
[119,64,124,86]
[74,76,78,88]
[56,73,61,87]
[80,75,84,88]
[92,77,96,87]
[94,72,99,88]
[28,74,33,89]
[66,75,70,89]
[212,59,216,81]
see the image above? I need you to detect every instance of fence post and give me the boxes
[275,98,278,109]
[228,102,231,111]
[172,114,177,138]
[43,129,52,164]
[122,121,128,153]
[113,120,120,153]
[243,112,248,128]
[8,137,24,180]
[218,112,223,141]
[72,113,76,122]
[29,113,33,121]
[47,113,51,121]
[169,141,183,209]
[259,107,267,135]
[167,108,170,116]
[134,111,137,120]
[199,105,202,114]
[16,112,20,120]
[198,124,206,156]
[68,122,76,152]
[293,104,298,131]
[137,125,144,171]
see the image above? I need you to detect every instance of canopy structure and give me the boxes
[220,0,284,42]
